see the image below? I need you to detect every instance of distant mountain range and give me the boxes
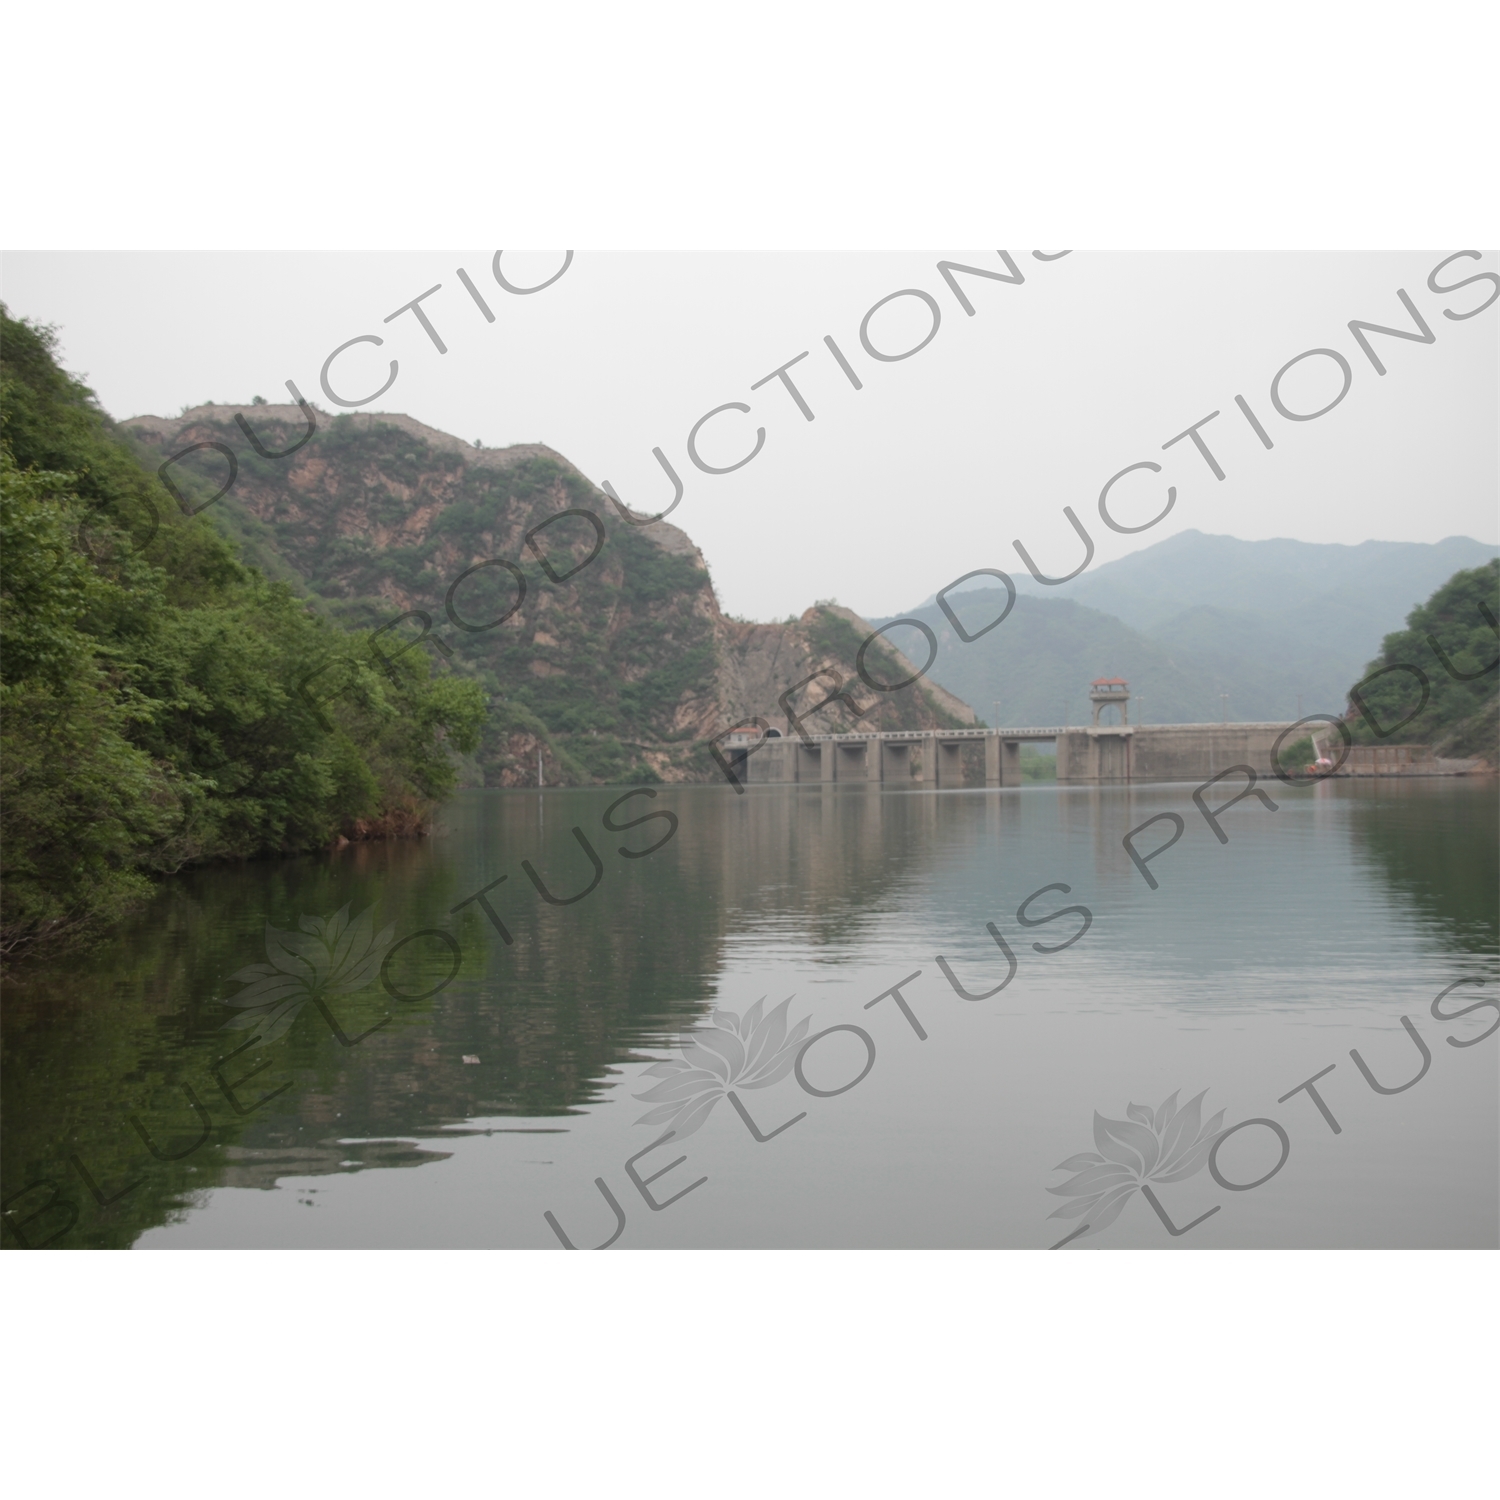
[110,402,1500,757]
[883,530,1499,726]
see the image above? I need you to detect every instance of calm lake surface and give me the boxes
[4,777,1496,1249]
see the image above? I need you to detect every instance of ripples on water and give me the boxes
[3,778,1495,1249]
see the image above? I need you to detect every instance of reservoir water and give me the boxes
[4,777,1496,1249]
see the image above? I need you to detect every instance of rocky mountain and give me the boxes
[125,403,971,785]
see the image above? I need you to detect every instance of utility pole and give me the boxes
[992,699,1000,730]
[537,746,544,787]
[1220,693,1228,724]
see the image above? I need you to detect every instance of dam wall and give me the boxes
[733,723,1298,787]
[1056,724,1291,785]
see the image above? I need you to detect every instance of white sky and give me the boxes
[2,250,1495,620]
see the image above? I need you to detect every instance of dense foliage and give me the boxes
[1345,560,1499,754]
[1,310,485,956]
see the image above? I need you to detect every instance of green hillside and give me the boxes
[1344,559,1499,756]
[0,309,485,956]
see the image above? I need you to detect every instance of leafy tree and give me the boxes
[1345,560,1499,752]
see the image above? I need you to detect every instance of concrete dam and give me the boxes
[727,679,1297,786]
[729,722,1292,787]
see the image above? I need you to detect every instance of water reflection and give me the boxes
[2,777,1495,1248]
[1343,779,1498,956]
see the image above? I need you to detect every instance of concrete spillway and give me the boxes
[731,724,1295,786]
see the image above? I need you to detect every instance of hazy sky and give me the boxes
[3,250,1494,621]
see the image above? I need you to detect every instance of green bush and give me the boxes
[1347,561,1499,748]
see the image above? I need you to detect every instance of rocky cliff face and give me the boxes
[126,404,974,784]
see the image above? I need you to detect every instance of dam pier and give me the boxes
[726,722,1293,787]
